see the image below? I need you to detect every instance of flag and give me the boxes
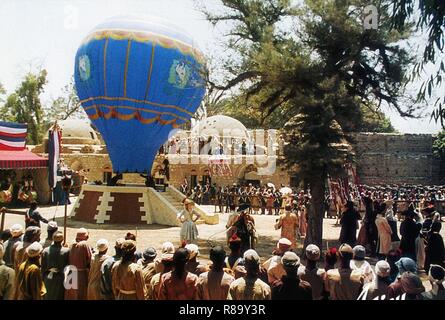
[48,123,62,190]
[0,121,27,150]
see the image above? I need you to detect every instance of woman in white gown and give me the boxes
[177,198,201,244]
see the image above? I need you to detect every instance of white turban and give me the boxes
[162,242,175,254]
[375,260,391,278]
[96,239,109,252]
[26,241,43,258]
[11,224,24,237]
[185,244,199,259]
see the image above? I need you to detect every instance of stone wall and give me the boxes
[35,132,444,189]
[350,133,444,185]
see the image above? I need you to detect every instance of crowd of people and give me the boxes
[181,182,309,216]
[1,220,444,300]
[0,181,444,300]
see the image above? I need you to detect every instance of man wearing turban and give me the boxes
[16,242,46,300]
[41,231,69,300]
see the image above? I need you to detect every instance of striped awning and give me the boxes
[0,149,48,169]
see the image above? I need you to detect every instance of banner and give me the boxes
[48,123,62,191]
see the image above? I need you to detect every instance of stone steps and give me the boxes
[161,191,206,225]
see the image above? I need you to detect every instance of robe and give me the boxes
[87,252,109,300]
[228,276,271,300]
[100,255,119,299]
[325,268,364,300]
[158,271,199,300]
[275,212,298,249]
[297,265,326,300]
[339,209,361,247]
[2,236,22,268]
[197,270,234,300]
[375,216,393,255]
[41,244,69,300]
[262,255,285,285]
[16,259,46,300]
[65,240,91,300]
[138,260,156,299]
[111,260,146,300]
[0,263,15,300]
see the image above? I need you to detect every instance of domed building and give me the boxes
[191,115,250,139]
[55,119,102,145]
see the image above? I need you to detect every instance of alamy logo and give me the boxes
[64,265,78,290]
[166,129,278,175]
[363,5,378,30]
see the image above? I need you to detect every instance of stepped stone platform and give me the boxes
[71,184,218,226]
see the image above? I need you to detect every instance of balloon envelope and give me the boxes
[74,15,206,173]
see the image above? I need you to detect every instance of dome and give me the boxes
[191,115,249,139]
[50,120,101,145]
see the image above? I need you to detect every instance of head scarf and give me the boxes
[400,272,425,295]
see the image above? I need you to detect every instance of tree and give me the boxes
[208,94,396,132]
[0,70,48,144]
[202,0,416,247]
[389,0,445,126]
[45,77,87,122]
[0,82,5,104]
[433,130,445,160]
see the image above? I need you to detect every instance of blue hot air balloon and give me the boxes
[74,15,206,173]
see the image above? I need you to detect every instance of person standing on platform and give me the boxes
[41,231,69,300]
[65,228,92,300]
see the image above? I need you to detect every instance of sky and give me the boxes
[0,0,443,134]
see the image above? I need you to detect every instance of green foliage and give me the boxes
[44,77,87,122]
[433,130,445,160]
[202,0,414,245]
[389,0,445,126]
[0,70,48,144]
